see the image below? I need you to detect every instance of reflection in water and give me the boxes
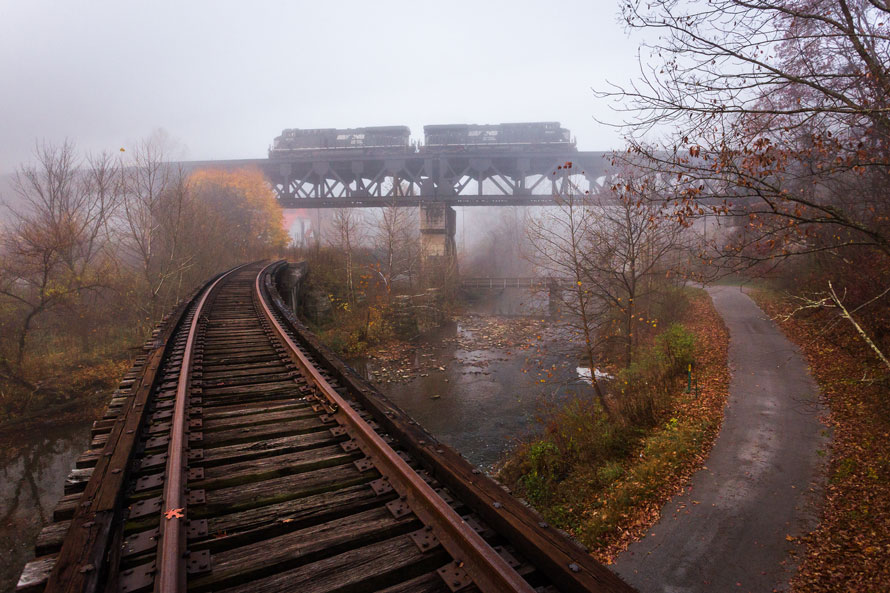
[1,423,91,593]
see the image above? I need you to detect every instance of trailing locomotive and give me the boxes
[269,126,412,157]
[423,122,575,152]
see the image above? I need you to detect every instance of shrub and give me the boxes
[615,323,696,426]
[656,323,696,375]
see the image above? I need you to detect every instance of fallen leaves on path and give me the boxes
[754,291,890,593]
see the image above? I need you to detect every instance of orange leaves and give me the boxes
[165,508,184,520]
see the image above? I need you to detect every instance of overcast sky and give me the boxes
[1,0,644,174]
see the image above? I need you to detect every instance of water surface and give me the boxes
[1,422,91,593]
[351,289,588,469]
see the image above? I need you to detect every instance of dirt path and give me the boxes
[614,286,828,593]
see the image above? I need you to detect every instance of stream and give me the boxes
[349,288,589,469]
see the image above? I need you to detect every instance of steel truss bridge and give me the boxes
[184,150,612,208]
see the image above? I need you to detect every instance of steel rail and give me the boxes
[155,265,246,593]
[255,262,536,593]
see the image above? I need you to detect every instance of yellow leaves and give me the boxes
[189,167,289,250]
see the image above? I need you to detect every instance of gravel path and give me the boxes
[614,286,828,593]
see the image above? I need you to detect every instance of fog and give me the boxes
[0,0,642,175]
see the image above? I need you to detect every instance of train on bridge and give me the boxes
[269,122,576,158]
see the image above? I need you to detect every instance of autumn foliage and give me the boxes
[188,167,288,260]
[0,140,288,423]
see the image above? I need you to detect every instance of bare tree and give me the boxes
[328,208,364,304]
[0,141,118,367]
[583,176,686,366]
[528,163,688,420]
[120,134,192,320]
[372,191,418,296]
[601,0,890,365]
[601,0,890,259]
[527,186,614,419]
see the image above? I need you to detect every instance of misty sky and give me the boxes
[1,0,644,174]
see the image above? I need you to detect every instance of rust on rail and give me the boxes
[256,262,535,593]
[156,265,244,593]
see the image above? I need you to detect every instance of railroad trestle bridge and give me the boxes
[184,149,612,285]
[18,262,635,593]
[186,151,611,209]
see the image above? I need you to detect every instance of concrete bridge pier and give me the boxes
[420,203,457,287]
[547,279,563,316]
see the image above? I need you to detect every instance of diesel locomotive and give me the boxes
[269,126,412,157]
[268,121,575,157]
[422,122,575,152]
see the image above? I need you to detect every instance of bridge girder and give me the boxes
[183,151,613,208]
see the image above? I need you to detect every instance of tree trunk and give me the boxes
[16,308,40,367]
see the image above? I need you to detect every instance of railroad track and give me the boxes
[18,262,635,593]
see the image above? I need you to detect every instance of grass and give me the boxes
[498,288,731,562]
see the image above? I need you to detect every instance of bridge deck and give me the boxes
[17,262,634,593]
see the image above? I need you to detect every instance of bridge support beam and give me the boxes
[420,203,457,287]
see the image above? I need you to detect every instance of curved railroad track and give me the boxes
[18,262,635,593]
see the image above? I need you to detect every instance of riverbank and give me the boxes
[498,288,731,563]
[752,290,890,592]
[0,358,128,434]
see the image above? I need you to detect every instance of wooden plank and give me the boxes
[201,464,370,514]
[373,571,452,593]
[201,407,316,432]
[201,372,296,389]
[190,507,418,592]
[199,390,301,408]
[200,381,299,397]
[200,417,328,447]
[16,555,57,593]
[201,364,290,381]
[202,401,308,421]
[204,484,381,540]
[75,450,102,469]
[52,493,81,522]
[201,353,281,366]
[196,445,356,490]
[201,359,291,373]
[201,431,336,466]
[36,521,71,555]
[218,534,448,593]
